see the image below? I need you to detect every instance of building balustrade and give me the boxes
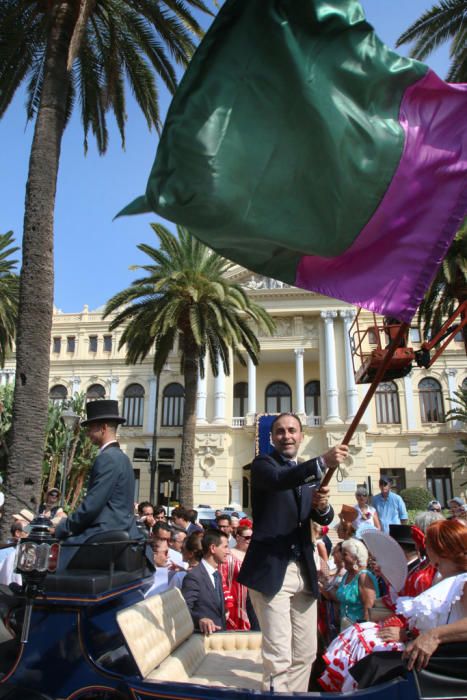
[232,417,246,428]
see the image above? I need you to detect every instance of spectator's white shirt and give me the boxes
[0,547,21,586]
[144,566,169,598]
[169,547,188,569]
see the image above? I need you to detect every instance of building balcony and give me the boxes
[232,417,246,428]
[306,415,321,427]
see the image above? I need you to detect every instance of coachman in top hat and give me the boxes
[55,400,142,568]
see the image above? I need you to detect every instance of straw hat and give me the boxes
[339,505,358,523]
[12,508,35,523]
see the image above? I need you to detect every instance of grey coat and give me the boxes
[55,443,141,568]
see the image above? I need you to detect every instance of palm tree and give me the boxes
[417,222,467,344]
[0,231,19,367]
[104,224,274,507]
[0,0,210,536]
[396,0,467,82]
[446,387,467,485]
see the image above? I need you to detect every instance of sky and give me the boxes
[0,1,451,313]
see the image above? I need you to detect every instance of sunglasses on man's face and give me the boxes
[240,534,252,541]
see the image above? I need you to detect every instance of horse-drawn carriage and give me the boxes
[0,518,465,700]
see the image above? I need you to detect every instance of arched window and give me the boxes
[265,381,292,413]
[462,377,467,392]
[376,381,400,424]
[305,381,321,417]
[123,383,145,427]
[49,384,67,406]
[162,383,184,427]
[419,378,445,423]
[86,384,106,402]
[233,382,248,417]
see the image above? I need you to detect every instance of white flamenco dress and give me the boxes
[319,572,467,693]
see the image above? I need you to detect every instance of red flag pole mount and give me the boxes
[320,322,410,489]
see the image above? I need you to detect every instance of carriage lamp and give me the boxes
[15,514,60,579]
[15,540,60,574]
[14,514,60,643]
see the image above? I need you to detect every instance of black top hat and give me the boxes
[389,524,414,545]
[81,400,126,426]
[379,475,393,485]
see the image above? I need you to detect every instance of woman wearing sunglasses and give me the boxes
[220,525,254,630]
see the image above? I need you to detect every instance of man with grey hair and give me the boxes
[414,510,444,533]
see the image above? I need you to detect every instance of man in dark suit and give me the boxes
[238,412,348,693]
[182,529,229,634]
[55,400,142,568]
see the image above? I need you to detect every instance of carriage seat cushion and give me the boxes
[116,588,262,689]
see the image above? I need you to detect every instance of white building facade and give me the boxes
[3,268,465,510]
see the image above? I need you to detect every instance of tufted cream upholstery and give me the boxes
[117,588,194,678]
[117,588,263,689]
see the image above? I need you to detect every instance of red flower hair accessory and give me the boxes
[239,517,253,528]
[411,525,426,550]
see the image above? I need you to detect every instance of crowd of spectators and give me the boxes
[1,484,466,692]
[133,502,259,631]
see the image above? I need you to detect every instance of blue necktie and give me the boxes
[287,460,301,498]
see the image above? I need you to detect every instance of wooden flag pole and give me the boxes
[320,322,410,489]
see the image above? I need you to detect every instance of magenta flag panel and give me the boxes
[296,71,467,322]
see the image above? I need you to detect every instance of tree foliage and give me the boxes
[104,224,275,506]
[42,393,98,510]
[0,0,212,535]
[0,387,97,514]
[0,0,211,151]
[0,231,19,367]
[396,0,467,82]
[446,387,467,485]
[399,486,433,510]
[417,222,467,341]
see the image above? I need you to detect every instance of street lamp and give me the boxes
[149,371,160,505]
[59,407,80,508]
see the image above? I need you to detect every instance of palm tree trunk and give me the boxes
[0,2,75,539]
[179,352,198,508]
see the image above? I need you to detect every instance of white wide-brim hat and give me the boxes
[362,529,408,593]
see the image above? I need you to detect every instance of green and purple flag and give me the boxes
[120,0,467,323]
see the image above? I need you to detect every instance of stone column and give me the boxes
[403,372,416,430]
[294,348,305,415]
[340,310,358,421]
[146,376,158,433]
[213,362,226,424]
[71,376,81,397]
[196,368,207,424]
[321,311,341,423]
[109,376,119,400]
[445,368,459,428]
[5,369,15,385]
[247,355,257,416]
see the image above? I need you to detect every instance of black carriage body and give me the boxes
[0,539,464,700]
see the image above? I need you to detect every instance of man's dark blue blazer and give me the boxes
[238,451,334,598]
[182,561,226,631]
[55,443,142,568]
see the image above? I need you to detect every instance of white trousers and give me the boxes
[249,560,317,693]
